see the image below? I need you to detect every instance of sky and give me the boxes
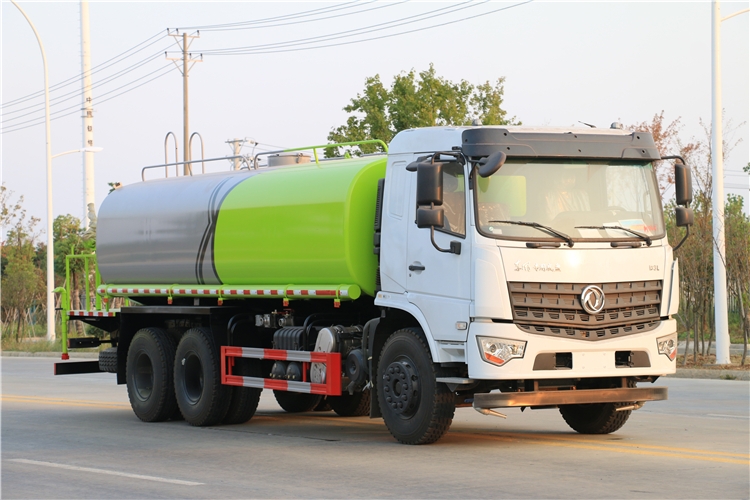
[2,0,749,232]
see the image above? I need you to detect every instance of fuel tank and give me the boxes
[96,156,386,296]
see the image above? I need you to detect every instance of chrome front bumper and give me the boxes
[473,386,668,410]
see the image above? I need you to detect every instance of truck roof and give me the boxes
[389,125,659,161]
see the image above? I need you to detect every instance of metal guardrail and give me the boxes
[141,139,388,181]
[141,155,248,181]
[252,139,388,169]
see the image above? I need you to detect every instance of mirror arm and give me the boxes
[673,225,690,253]
[661,155,686,165]
[429,227,461,255]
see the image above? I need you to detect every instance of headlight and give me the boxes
[657,333,677,361]
[477,336,526,367]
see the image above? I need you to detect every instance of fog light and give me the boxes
[657,334,677,361]
[477,337,526,367]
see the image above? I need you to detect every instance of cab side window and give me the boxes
[439,163,466,237]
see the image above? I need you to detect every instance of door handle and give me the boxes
[409,264,426,271]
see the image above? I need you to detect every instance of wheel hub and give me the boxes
[382,360,419,417]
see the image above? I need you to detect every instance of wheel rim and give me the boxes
[382,357,419,418]
[134,350,154,401]
[183,351,204,405]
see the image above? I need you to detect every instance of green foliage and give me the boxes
[327,64,518,157]
[53,214,90,277]
[1,185,45,341]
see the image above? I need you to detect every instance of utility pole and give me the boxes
[80,0,95,229]
[166,29,201,175]
[226,138,247,170]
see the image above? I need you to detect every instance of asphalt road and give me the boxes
[2,357,749,499]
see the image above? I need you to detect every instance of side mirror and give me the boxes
[675,206,694,227]
[478,151,507,178]
[674,164,692,206]
[416,206,444,229]
[416,163,443,206]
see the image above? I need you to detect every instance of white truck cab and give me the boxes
[371,125,691,439]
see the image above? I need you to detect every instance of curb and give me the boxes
[3,352,749,380]
[669,368,749,381]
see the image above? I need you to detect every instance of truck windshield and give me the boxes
[474,160,665,242]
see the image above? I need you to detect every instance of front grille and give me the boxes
[509,280,662,341]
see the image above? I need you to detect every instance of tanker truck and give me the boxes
[55,125,694,445]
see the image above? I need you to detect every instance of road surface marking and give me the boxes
[8,459,203,486]
[452,431,750,465]
[1,395,128,409]
[706,413,750,419]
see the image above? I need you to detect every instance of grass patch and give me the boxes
[676,353,750,370]
[1,336,62,353]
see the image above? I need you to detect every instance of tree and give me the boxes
[327,64,518,156]
[654,113,748,364]
[1,185,44,340]
[628,111,700,196]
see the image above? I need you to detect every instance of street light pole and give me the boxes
[711,1,749,365]
[10,0,55,342]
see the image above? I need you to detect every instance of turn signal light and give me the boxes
[657,334,677,361]
[477,337,526,367]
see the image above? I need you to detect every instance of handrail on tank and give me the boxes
[141,155,247,181]
[164,132,178,178]
[252,139,388,169]
[189,132,205,174]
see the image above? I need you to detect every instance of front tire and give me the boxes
[559,403,632,434]
[377,328,455,445]
[126,328,178,422]
[174,327,231,426]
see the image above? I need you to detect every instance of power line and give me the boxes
[2,51,166,119]
[194,1,405,32]
[2,31,168,109]
[179,0,368,30]
[2,65,177,134]
[202,1,483,55]
[2,63,174,127]
[203,0,534,56]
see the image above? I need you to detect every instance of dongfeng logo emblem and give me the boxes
[581,285,606,314]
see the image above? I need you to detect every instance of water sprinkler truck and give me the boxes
[55,125,694,444]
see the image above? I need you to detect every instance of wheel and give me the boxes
[222,358,263,425]
[273,391,321,413]
[99,347,118,373]
[559,402,632,434]
[174,327,231,426]
[126,328,178,422]
[377,328,455,445]
[328,390,370,417]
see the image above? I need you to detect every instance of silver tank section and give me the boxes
[97,170,252,285]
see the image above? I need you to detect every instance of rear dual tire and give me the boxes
[125,328,178,422]
[173,327,231,427]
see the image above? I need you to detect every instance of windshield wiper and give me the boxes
[575,225,652,246]
[489,220,574,247]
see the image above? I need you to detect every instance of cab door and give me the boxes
[405,161,472,342]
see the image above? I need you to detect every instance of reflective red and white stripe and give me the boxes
[172,288,221,296]
[101,287,171,295]
[223,289,285,297]
[68,310,118,317]
[287,289,342,297]
[221,346,341,396]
